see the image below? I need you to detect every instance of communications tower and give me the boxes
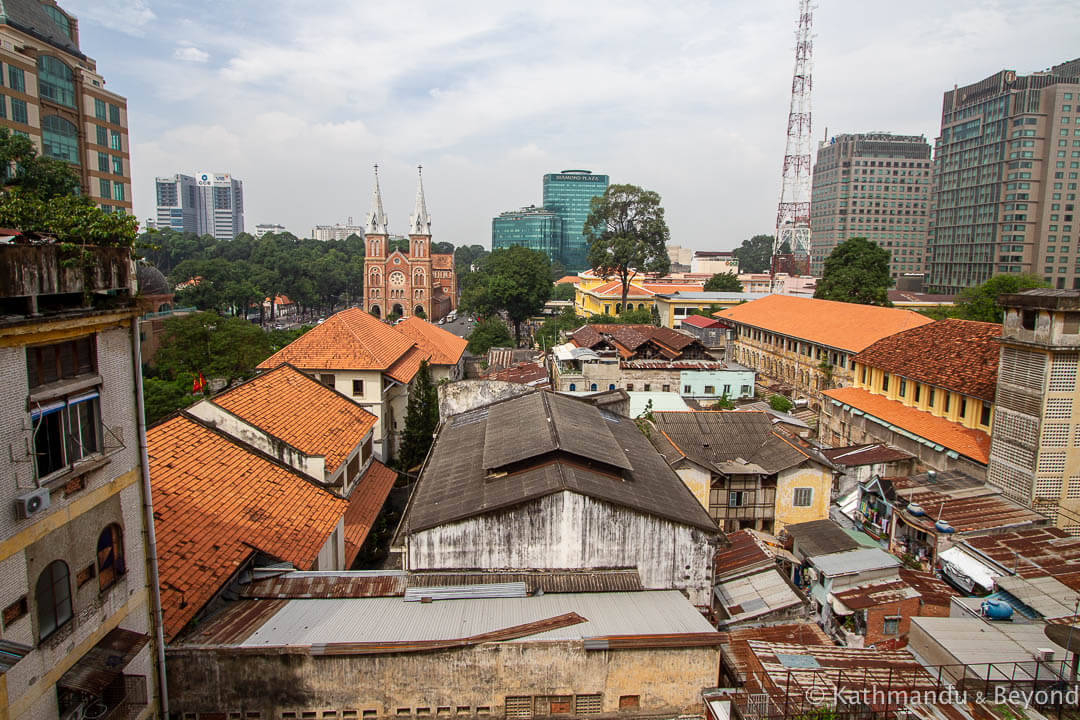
[771,0,814,292]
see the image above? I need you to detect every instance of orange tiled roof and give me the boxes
[343,460,398,567]
[715,295,933,352]
[588,280,706,297]
[257,307,415,373]
[396,316,468,366]
[385,345,427,384]
[853,319,1001,402]
[822,386,991,464]
[210,364,377,474]
[556,275,582,285]
[149,415,347,639]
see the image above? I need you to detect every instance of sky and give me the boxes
[64,0,1080,252]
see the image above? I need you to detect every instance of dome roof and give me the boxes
[137,263,170,296]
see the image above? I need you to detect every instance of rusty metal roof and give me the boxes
[715,530,774,577]
[408,569,643,594]
[239,571,408,599]
[57,628,150,695]
[963,527,1080,592]
[721,623,831,684]
[831,580,921,611]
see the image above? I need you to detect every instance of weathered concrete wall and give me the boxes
[407,491,715,606]
[774,465,833,532]
[438,379,536,419]
[673,465,711,514]
[166,641,720,719]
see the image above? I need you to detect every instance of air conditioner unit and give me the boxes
[1034,648,1056,662]
[15,488,50,519]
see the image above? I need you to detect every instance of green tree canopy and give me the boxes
[153,312,272,384]
[814,237,893,306]
[769,394,794,413]
[143,372,197,425]
[535,306,583,350]
[584,184,671,310]
[0,128,81,200]
[466,316,513,355]
[704,271,743,292]
[732,234,782,273]
[552,282,577,301]
[398,360,440,472]
[461,246,552,343]
[951,273,1050,323]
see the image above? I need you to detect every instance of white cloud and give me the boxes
[172,46,209,63]
[62,0,154,36]
[103,0,1080,249]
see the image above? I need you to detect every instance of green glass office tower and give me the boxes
[543,170,609,271]
[492,206,564,262]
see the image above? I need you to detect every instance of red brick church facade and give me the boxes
[363,168,456,321]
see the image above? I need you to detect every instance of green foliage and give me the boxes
[398,360,440,472]
[650,303,661,326]
[266,325,313,352]
[143,372,197,425]
[769,394,794,413]
[704,271,743,292]
[584,184,671,309]
[634,398,655,437]
[535,306,583,350]
[951,273,1050,323]
[713,393,735,410]
[552,282,577,301]
[814,237,893,306]
[467,316,514,355]
[817,360,835,388]
[461,246,552,343]
[585,307,655,325]
[153,312,272,385]
[0,128,81,200]
[732,234,778,273]
[550,258,568,283]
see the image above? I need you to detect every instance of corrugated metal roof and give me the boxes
[715,567,803,625]
[240,572,408,599]
[404,583,527,601]
[407,569,644,594]
[237,590,715,647]
[809,548,901,576]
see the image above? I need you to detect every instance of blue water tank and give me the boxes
[935,520,955,534]
[982,599,1014,620]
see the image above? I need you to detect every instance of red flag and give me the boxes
[192,372,207,394]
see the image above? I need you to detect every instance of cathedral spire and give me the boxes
[408,164,431,236]
[364,163,388,235]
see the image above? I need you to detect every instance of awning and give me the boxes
[830,594,855,616]
[57,628,149,695]
[938,546,999,592]
[837,488,859,520]
[0,639,31,674]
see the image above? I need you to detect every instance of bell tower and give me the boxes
[408,165,433,318]
[363,164,389,318]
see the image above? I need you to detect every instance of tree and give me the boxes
[153,312,272,384]
[461,246,552,343]
[952,273,1049,323]
[550,259,568,282]
[704,271,743,292]
[814,237,892,306]
[0,128,81,200]
[584,184,671,311]
[143,372,197,425]
[398,360,440,472]
[650,303,661,326]
[732,234,777,274]
[769,394,794,413]
[536,306,583,350]
[552,282,577,301]
[467,317,513,355]
[585,307,654,325]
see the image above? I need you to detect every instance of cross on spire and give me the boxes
[364,163,388,235]
[409,163,431,236]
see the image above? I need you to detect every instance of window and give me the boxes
[608,384,615,390]
[619,696,640,710]
[704,385,715,394]
[10,98,27,124]
[352,379,364,396]
[94,97,107,120]
[944,393,951,413]
[36,560,72,640]
[568,384,576,391]
[37,55,76,107]
[505,698,533,719]
[33,392,101,478]
[590,383,597,391]
[97,151,109,172]
[883,616,900,635]
[99,178,110,199]
[980,403,992,426]
[574,696,602,715]
[320,374,335,388]
[881,373,890,392]
[96,124,107,146]
[8,65,25,93]
[112,156,123,175]
[793,487,813,507]
[42,115,79,165]
[914,384,921,403]
[42,5,71,38]
[728,491,745,507]
[683,385,691,394]
[928,388,935,408]
[112,182,124,201]
[898,378,906,397]
[1022,309,1037,330]
[97,524,125,591]
[959,396,967,418]
[643,384,651,392]
[662,384,670,392]
[0,96,5,120]
[109,130,122,151]
[108,103,120,124]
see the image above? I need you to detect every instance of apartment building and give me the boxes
[809,133,932,278]
[154,172,244,241]
[0,0,132,214]
[0,242,162,718]
[926,58,1080,293]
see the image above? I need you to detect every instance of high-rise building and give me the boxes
[989,289,1080,533]
[926,58,1080,293]
[543,169,609,271]
[254,223,287,238]
[809,133,932,278]
[154,172,245,241]
[0,0,133,214]
[491,205,564,261]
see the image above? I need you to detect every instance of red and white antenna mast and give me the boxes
[771,0,814,292]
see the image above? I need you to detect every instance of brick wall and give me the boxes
[864,595,921,648]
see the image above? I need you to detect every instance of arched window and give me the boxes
[569,383,576,391]
[36,560,72,640]
[41,115,79,165]
[97,524,125,591]
[608,384,616,390]
[37,55,76,108]
[590,383,598,391]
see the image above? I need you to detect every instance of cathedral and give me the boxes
[362,167,457,322]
